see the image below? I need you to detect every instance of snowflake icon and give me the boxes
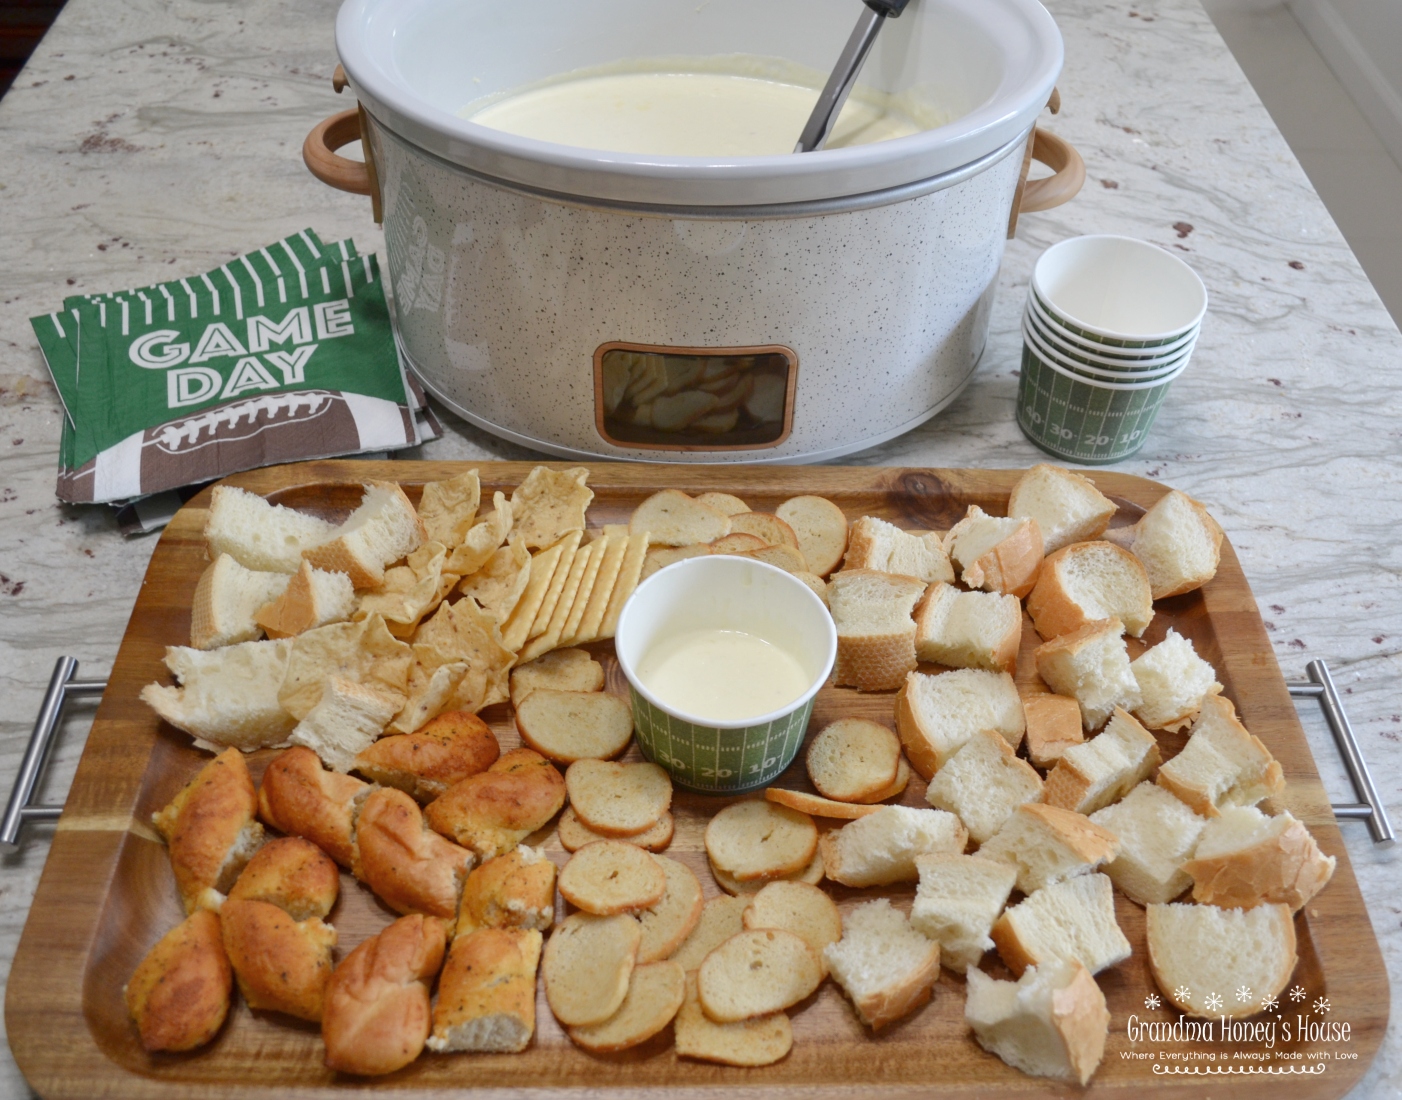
[1290,985,1308,1002]
[1236,986,1254,1003]
[1205,992,1224,1011]
[1144,994,1162,1010]
[1174,985,1192,1003]
[1260,995,1280,1012]
[1314,998,1331,1014]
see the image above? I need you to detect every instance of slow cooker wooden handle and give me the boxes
[304,108,372,196]
[1020,127,1085,213]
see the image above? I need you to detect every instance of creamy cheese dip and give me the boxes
[460,60,941,157]
[636,628,810,722]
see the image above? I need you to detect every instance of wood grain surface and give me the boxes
[6,461,1388,1098]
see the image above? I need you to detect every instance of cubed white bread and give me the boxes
[1025,541,1154,639]
[824,899,940,1030]
[943,506,1044,598]
[911,854,1018,973]
[965,959,1109,1086]
[254,561,357,639]
[991,873,1132,977]
[1041,708,1161,816]
[203,485,338,574]
[302,482,426,589]
[1007,465,1117,555]
[1116,490,1224,599]
[895,669,1026,779]
[924,730,1044,844]
[1033,619,1142,731]
[190,554,291,650]
[140,639,296,751]
[1146,902,1296,1018]
[842,516,954,583]
[1020,693,1085,769]
[1130,628,1221,731]
[1155,694,1284,816]
[288,675,401,773]
[913,584,1022,675]
[1181,806,1335,911]
[1089,782,1207,905]
[819,805,968,887]
[977,803,1120,896]
[826,570,927,692]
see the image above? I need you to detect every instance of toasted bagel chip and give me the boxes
[558,841,667,915]
[516,690,634,763]
[630,490,730,547]
[704,801,817,882]
[567,760,673,837]
[637,856,705,963]
[558,806,674,853]
[694,492,751,516]
[742,881,843,977]
[807,718,902,803]
[510,648,605,707]
[670,895,752,972]
[675,972,792,1067]
[764,788,884,820]
[568,960,686,1052]
[710,848,825,896]
[641,544,710,582]
[541,912,640,1027]
[709,533,768,555]
[855,756,912,803]
[728,512,801,552]
[697,928,823,1021]
[776,496,849,577]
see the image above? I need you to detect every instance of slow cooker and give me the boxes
[307,0,1082,462]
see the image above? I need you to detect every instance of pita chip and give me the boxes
[417,469,481,548]
[445,491,513,576]
[510,466,593,549]
[457,537,532,624]
[277,614,412,720]
[389,656,471,733]
[355,542,459,638]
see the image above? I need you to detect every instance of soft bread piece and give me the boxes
[764,788,885,820]
[1026,541,1154,639]
[1021,693,1085,768]
[353,787,476,925]
[710,848,824,896]
[303,481,426,590]
[977,803,1120,895]
[203,484,337,574]
[675,971,792,1067]
[944,505,1043,598]
[542,912,642,1027]
[806,718,901,802]
[842,516,954,583]
[896,669,1026,778]
[141,638,296,752]
[559,806,674,852]
[322,914,448,1075]
[992,873,1132,977]
[516,689,634,763]
[227,836,339,921]
[924,729,1044,843]
[1145,902,1296,1018]
[910,853,1018,973]
[777,495,849,576]
[743,881,843,977]
[1034,619,1142,731]
[671,895,751,971]
[1008,464,1117,554]
[559,841,667,915]
[220,898,336,1021]
[459,845,556,932]
[1130,628,1222,731]
[1115,489,1224,599]
[124,910,232,1052]
[1089,782,1208,905]
[1181,806,1336,910]
[1041,707,1161,815]
[426,748,567,859]
[705,801,818,882]
[509,648,604,706]
[509,465,592,549]
[569,960,687,1052]
[190,554,290,649]
[695,491,750,516]
[288,675,400,773]
[152,747,265,914]
[416,468,480,549]
[913,583,1022,675]
[630,489,730,546]
[567,759,673,837]
[257,746,367,868]
[820,805,967,887]
[827,569,927,691]
[352,710,500,803]
[428,927,542,1053]
[697,928,823,1021]
[965,958,1109,1086]
[254,560,357,639]
[638,856,705,963]
[1155,694,1284,815]
[825,898,939,1029]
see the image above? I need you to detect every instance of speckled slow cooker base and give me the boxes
[370,117,1026,461]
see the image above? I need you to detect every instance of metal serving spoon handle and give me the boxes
[794,0,914,154]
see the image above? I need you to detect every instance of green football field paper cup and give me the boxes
[1023,313,1192,381]
[614,555,837,794]
[1027,291,1197,365]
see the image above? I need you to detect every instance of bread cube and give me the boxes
[1007,464,1117,554]
[1021,693,1085,768]
[977,803,1119,895]
[1033,618,1142,730]
[910,853,1017,973]
[824,899,940,1030]
[1026,541,1154,639]
[896,668,1026,778]
[991,873,1132,977]
[924,730,1043,843]
[1041,707,1161,815]
[842,516,953,583]
[1089,781,1207,904]
[1130,628,1221,730]
[827,569,927,692]
[943,505,1044,598]
[1181,806,1335,910]
[1155,694,1284,815]
[913,583,1022,675]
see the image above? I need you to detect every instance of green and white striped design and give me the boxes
[630,688,813,794]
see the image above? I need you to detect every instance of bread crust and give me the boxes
[227,836,340,921]
[1026,542,1153,641]
[124,909,232,1052]
[1021,692,1085,768]
[957,518,1044,598]
[764,787,884,820]
[894,676,942,779]
[257,746,367,868]
[1052,963,1111,1085]
[354,787,476,925]
[352,710,500,802]
[1146,903,1296,1019]
[425,748,566,859]
[828,569,925,692]
[459,846,557,933]
[1181,816,1335,910]
[220,898,336,1021]
[429,927,541,1054]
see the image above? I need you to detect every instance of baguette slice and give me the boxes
[674,971,792,1067]
[1115,489,1224,599]
[1130,628,1222,731]
[1181,806,1336,910]
[1026,541,1154,639]
[965,959,1109,1086]
[542,912,642,1027]
[289,675,400,773]
[776,495,849,576]
[1020,692,1085,769]
[1007,464,1117,554]
[842,516,954,583]
[1034,619,1142,731]
[1089,782,1207,905]
[825,898,940,1030]
[913,583,1022,675]
[510,648,604,707]
[254,560,357,639]
[895,669,1026,778]
[911,853,1018,973]
[630,489,730,547]
[925,729,1044,843]
[427,927,541,1053]
[1155,694,1285,815]
[820,805,968,887]
[517,690,634,764]
[140,638,296,752]
[568,960,686,1052]
[991,873,1132,977]
[203,484,337,574]
[826,569,927,692]
[944,506,1043,598]
[806,718,901,803]
[1145,902,1296,1018]
[303,481,426,590]
[742,881,843,977]
[190,554,291,650]
[697,928,823,1021]
[977,803,1120,895]
[1041,707,1161,816]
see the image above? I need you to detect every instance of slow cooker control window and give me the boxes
[594,343,796,451]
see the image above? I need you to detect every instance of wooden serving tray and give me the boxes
[7,461,1388,1098]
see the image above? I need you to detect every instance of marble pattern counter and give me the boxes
[0,0,1398,1095]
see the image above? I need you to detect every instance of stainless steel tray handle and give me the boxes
[1,657,105,850]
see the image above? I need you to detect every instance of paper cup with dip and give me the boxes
[615,555,836,794]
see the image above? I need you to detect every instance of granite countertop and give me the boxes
[0,0,1399,1094]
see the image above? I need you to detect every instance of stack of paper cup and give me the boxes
[1016,235,1207,464]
